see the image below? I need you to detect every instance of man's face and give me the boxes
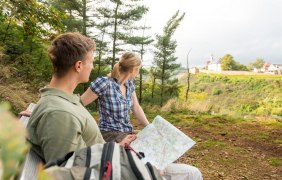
[80,51,94,83]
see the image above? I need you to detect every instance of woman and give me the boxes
[81,52,203,180]
[81,52,149,142]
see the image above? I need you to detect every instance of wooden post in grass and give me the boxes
[185,49,192,101]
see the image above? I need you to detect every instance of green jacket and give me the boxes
[27,87,105,163]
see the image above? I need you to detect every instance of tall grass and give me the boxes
[157,73,282,118]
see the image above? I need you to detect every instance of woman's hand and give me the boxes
[119,134,137,146]
[18,110,32,118]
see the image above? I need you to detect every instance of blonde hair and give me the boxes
[109,52,141,79]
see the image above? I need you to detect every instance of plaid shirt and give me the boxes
[89,77,135,132]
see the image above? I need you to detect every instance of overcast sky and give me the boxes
[141,0,282,68]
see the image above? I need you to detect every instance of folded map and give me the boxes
[130,115,196,170]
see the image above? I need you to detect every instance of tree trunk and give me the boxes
[139,42,145,103]
[160,55,166,106]
[29,37,33,53]
[151,77,156,100]
[112,3,119,69]
[97,31,105,76]
[82,0,88,91]
[82,0,87,36]
[2,18,11,43]
[185,49,192,101]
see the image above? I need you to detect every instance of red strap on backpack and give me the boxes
[102,161,112,180]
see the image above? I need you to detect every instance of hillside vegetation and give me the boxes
[160,73,282,119]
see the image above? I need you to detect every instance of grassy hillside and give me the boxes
[171,73,282,119]
[0,65,40,114]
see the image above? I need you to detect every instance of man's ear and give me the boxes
[74,60,83,72]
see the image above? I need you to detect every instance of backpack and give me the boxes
[44,141,164,180]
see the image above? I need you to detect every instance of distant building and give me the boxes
[261,63,271,72]
[190,67,199,74]
[259,63,282,74]
[268,64,282,74]
[207,54,222,71]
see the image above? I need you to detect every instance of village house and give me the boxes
[260,63,282,74]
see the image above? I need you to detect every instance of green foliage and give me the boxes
[182,73,282,117]
[220,54,248,71]
[248,58,265,69]
[1,0,64,38]
[96,0,149,68]
[0,103,29,180]
[221,54,236,70]
[0,0,63,88]
[240,103,259,113]
[202,140,226,149]
[212,88,222,95]
[152,10,185,105]
[268,157,282,166]
[49,0,84,32]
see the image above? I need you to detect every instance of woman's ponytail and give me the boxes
[108,52,141,79]
[109,62,120,78]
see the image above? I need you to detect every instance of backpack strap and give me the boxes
[124,144,145,180]
[99,141,115,180]
[83,168,92,180]
[146,162,158,180]
[85,146,91,167]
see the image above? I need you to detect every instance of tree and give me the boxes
[221,54,236,70]
[221,54,248,71]
[0,0,64,86]
[48,0,84,32]
[97,0,149,69]
[150,66,158,100]
[165,78,182,97]
[1,0,64,48]
[153,10,185,106]
[125,22,153,103]
[248,58,265,69]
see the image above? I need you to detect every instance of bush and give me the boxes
[0,103,29,179]
[271,108,282,116]
[240,103,259,113]
[212,88,222,95]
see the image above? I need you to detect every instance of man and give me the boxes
[26,32,136,163]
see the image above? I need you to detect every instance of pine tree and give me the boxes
[125,22,153,103]
[153,10,185,106]
[96,0,148,69]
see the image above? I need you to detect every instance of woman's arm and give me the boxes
[132,92,150,127]
[81,88,99,106]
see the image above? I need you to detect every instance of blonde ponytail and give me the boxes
[108,52,141,79]
[109,62,120,78]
